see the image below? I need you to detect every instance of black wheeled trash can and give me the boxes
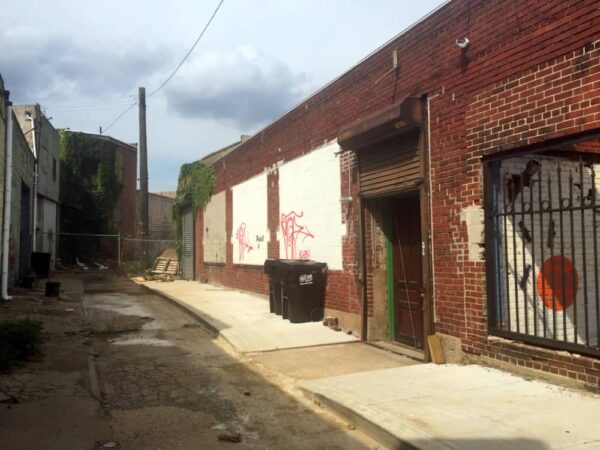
[279,260,327,323]
[264,259,282,315]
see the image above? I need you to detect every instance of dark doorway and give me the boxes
[391,193,423,348]
[19,182,31,280]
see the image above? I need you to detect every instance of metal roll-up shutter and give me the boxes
[181,207,194,280]
[358,131,420,197]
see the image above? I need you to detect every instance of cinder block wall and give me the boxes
[193,0,600,385]
[137,192,176,241]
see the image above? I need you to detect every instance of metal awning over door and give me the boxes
[181,207,194,280]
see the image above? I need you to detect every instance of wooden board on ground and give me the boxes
[427,335,446,364]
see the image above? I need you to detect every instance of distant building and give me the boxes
[14,105,61,266]
[58,130,137,264]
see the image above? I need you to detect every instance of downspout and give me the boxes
[26,112,38,252]
[2,102,13,300]
[426,91,442,322]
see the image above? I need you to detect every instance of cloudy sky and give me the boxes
[0,0,446,192]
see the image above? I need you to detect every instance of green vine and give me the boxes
[59,131,123,234]
[172,161,215,252]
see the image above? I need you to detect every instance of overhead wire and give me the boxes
[103,102,138,133]
[147,0,225,98]
[100,0,225,132]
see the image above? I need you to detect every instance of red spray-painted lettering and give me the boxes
[280,211,314,259]
[236,223,253,262]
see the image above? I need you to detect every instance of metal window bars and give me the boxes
[486,155,600,356]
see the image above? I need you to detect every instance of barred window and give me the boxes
[485,151,600,356]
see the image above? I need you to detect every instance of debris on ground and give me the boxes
[322,316,338,328]
[217,431,242,443]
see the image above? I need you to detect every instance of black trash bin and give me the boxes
[31,252,52,279]
[264,260,282,315]
[278,260,327,323]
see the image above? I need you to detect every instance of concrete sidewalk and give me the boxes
[140,280,356,353]
[140,279,600,450]
[301,364,600,450]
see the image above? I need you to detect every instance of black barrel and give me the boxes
[264,259,282,315]
[278,260,328,323]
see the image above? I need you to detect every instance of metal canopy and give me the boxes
[338,96,423,152]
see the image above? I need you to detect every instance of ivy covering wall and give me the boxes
[172,161,215,249]
[59,131,123,234]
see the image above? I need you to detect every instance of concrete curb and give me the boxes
[299,387,411,450]
[138,279,406,448]
[137,282,222,339]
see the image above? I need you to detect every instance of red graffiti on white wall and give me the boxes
[280,211,314,259]
[236,223,253,262]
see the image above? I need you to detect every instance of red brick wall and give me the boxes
[192,0,600,385]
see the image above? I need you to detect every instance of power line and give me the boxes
[49,102,135,113]
[147,0,225,97]
[103,102,137,133]
[101,0,225,133]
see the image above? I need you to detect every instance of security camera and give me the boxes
[455,37,470,49]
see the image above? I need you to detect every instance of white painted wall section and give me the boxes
[278,141,345,270]
[203,190,227,263]
[231,173,269,265]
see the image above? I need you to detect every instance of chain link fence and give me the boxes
[57,232,179,274]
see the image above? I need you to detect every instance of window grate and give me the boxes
[485,155,600,356]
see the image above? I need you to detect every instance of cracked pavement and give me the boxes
[2,274,378,449]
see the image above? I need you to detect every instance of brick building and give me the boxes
[59,131,137,265]
[184,0,600,388]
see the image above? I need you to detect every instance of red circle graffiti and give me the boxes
[536,256,578,312]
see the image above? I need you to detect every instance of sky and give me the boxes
[0,0,447,192]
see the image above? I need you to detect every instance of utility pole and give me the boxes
[138,87,149,266]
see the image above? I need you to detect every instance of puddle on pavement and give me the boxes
[86,293,151,317]
[109,336,175,347]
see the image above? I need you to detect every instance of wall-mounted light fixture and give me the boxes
[455,37,470,49]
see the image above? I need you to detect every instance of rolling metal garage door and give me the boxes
[358,131,421,197]
[181,207,194,280]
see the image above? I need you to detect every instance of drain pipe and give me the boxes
[2,102,13,300]
[426,91,442,322]
[26,111,38,252]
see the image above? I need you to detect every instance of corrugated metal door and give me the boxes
[358,132,420,197]
[181,207,194,280]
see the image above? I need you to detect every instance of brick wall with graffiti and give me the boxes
[278,142,345,270]
[231,173,269,265]
[187,1,600,385]
[494,155,599,348]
